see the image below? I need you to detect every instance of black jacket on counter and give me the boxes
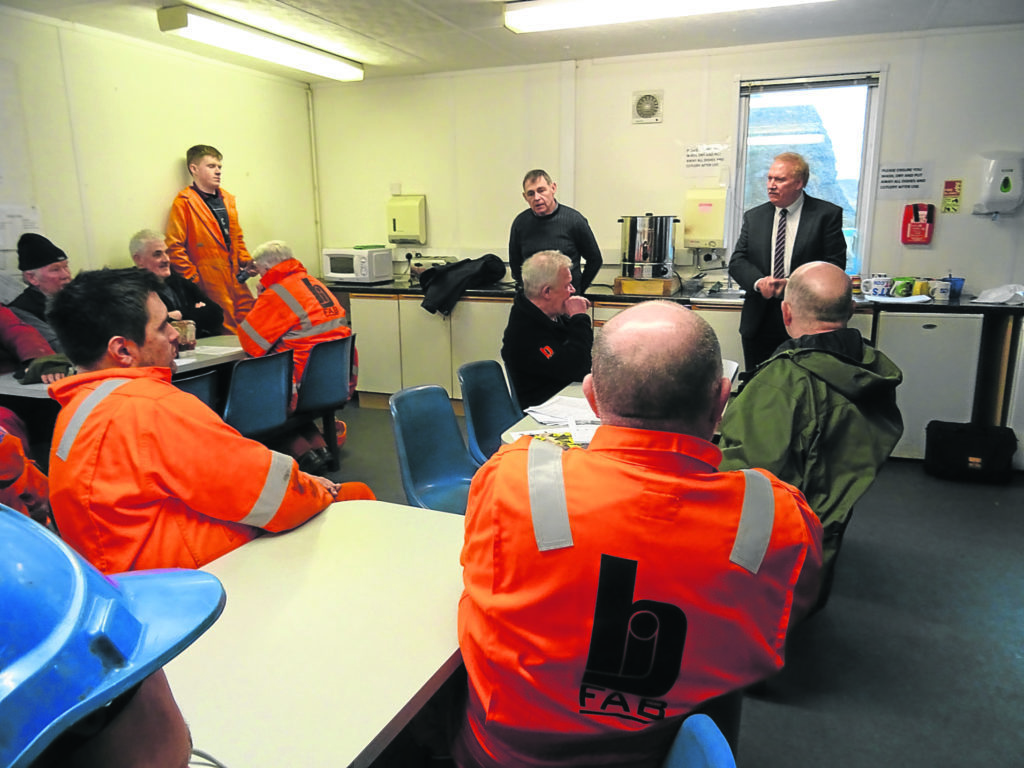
[419,254,506,316]
[500,291,593,409]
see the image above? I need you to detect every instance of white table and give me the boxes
[164,500,466,768]
[0,336,246,399]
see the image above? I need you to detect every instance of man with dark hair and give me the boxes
[728,151,847,371]
[165,144,256,334]
[457,300,823,768]
[46,267,373,574]
[719,261,903,599]
[500,250,593,408]
[130,228,224,338]
[508,169,603,293]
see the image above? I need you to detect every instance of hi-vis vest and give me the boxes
[457,431,822,768]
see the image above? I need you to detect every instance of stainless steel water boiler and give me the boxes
[618,214,678,278]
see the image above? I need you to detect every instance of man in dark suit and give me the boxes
[728,152,847,371]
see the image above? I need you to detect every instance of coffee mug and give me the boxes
[891,277,915,297]
[946,277,965,300]
[913,279,931,296]
[862,276,894,296]
[929,280,951,302]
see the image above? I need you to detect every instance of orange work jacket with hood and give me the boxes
[456,427,823,768]
[166,184,255,333]
[47,366,360,574]
[237,258,351,389]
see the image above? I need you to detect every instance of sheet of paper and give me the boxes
[525,395,598,426]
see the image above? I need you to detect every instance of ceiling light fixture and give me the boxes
[157,5,364,82]
[504,0,838,34]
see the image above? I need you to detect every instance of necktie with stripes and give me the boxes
[773,208,788,279]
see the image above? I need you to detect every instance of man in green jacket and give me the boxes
[719,261,903,605]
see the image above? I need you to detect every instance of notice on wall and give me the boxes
[878,163,933,199]
[685,144,728,179]
[942,179,963,213]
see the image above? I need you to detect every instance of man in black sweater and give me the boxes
[501,250,593,409]
[508,169,603,293]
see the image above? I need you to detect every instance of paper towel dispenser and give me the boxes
[972,152,1023,216]
[387,195,427,244]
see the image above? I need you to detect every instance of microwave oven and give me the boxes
[322,248,393,284]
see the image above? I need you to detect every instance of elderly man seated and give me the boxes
[237,240,355,473]
[501,249,593,409]
[719,261,903,607]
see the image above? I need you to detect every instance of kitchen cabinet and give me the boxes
[691,306,744,374]
[399,296,452,392]
[450,298,512,399]
[875,312,983,459]
[349,294,402,394]
[1004,329,1024,470]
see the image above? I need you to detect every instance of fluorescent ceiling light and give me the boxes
[504,0,838,34]
[158,5,363,82]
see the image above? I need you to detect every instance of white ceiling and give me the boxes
[5,0,1024,82]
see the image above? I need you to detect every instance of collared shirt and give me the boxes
[770,191,805,276]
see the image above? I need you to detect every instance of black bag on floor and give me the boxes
[924,420,1018,483]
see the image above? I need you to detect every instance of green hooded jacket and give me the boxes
[719,328,903,570]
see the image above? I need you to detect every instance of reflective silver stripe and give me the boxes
[238,319,272,353]
[730,469,776,574]
[281,317,347,341]
[269,284,312,331]
[55,378,132,461]
[238,450,293,528]
[527,439,574,551]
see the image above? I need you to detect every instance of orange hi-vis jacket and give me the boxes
[47,366,338,574]
[237,259,351,389]
[456,427,823,768]
[0,424,48,521]
[166,185,256,334]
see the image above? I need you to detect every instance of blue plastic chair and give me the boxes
[458,360,524,466]
[173,369,220,411]
[222,350,293,439]
[291,335,355,471]
[662,714,737,768]
[389,385,478,515]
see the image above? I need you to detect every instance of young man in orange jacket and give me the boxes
[457,301,823,768]
[165,144,257,334]
[45,267,373,575]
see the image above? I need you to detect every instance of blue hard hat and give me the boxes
[0,507,226,768]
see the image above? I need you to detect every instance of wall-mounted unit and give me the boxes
[387,195,427,244]
[972,152,1023,217]
[632,90,663,124]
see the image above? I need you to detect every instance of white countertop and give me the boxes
[164,500,466,768]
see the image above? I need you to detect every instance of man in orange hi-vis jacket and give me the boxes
[166,144,257,334]
[456,301,822,768]
[45,267,374,575]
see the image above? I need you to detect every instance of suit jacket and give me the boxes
[728,194,846,336]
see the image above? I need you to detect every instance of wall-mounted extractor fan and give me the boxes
[632,90,663,124]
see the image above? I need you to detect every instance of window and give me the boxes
[733,73,881,274]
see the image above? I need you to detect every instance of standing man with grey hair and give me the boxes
[500,250,593,409]
[508,169,603,293]
[165,144,256,334]
[130,228,225,337]
[728,152,846,372]
[458,301,823,768]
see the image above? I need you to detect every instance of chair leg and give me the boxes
[321,410,339,471]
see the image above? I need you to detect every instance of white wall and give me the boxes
[314,25,1024,293]
[0,8,318,273]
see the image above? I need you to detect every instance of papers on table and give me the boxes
[510,395,599,447]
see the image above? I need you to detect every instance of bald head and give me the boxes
[782,261,853,338]
[586,301,727,437]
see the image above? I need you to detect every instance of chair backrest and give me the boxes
[458,360,524,466]
[389,385,479,515]
[222,350,293,438]
[173,369,219,411]
[294,335,354,415]
[662,714,737,768]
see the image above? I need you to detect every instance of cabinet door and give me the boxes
[875,312,983,459]
[399,296,452,393]
[349,295,401,394]
[691,306,744,378]
[450,298,512,399]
